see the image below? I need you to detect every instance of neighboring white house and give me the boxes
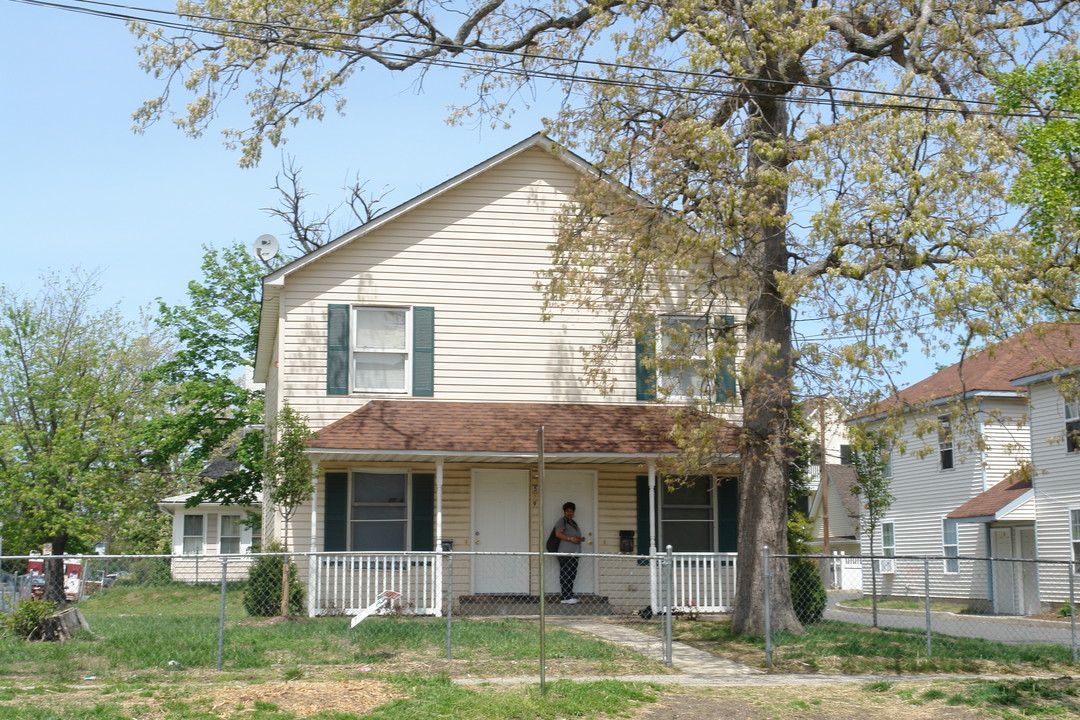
[158,493,262,582]
[808,463,863,590]
[251,134,746,615]
[1009,327,1080,610]
[848,325,1080,614]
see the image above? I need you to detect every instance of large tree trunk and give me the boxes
[730,91,802,636]
[43,532,69,608]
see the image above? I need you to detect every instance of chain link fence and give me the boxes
[4,549,1080,681]
[772,549,1080,671]
[0,550,677,680]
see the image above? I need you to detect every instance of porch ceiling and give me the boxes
[306,400,740,464]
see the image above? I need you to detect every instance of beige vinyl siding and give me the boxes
[271,146,742,428]
[1030,380,1080,603]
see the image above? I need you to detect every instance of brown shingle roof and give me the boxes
[947,470,1033,520]
[858,323,1080,418]
[309,401,739,455]
[824,463,861,521]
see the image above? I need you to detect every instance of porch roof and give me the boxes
[306,400,740,464]
[947,471,1033,523]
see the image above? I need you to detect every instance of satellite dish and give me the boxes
[251,234,279,262]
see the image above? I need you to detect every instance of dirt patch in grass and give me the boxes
[201,680,404,717]
[631,684,986,720]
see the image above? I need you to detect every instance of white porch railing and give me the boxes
[311,553,442,617]
[666,552,738,612]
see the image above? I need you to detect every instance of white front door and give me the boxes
[1018,527,1039,615]
[992,528,1018,614]
[542,469,597,595]
[472,469,530,594]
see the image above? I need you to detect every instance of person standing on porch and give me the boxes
[555,501,585,604]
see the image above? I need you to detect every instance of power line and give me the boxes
[10,0,1050,120]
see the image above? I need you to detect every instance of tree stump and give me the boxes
[33,607,91,642]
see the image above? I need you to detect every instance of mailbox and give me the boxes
[619,530,635,553]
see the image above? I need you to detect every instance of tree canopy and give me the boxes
[133,0,1080,633]
[0,272,173,598]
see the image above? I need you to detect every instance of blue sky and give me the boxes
[2,0,946,390]
[2,0,555,314]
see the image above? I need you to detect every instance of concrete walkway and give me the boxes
[455,620,914,687]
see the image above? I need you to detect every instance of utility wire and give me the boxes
[10,0,1053,119]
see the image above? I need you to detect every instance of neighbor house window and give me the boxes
[219,514,242,554]
[1071,509,1080,571]
[943,518,959,574]
[878,521,896,574]
[939,416,954,470]
[659,479,714,552]
[1066,399,1080,453]
[353,307,411,393]
[350,470,409,551]
[182,515,205,555]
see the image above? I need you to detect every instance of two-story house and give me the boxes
[848,325,1080,614]
[1010,326,1080,610]
[252,134,743,616]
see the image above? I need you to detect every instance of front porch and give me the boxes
[307,550,739,618]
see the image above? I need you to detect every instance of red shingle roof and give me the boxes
[309,401,739,455]
[858,323,1080,418]
[947,471,1033,520]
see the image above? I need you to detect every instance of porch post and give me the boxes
[308,458,319,616]
[435,458,444,552]
[648,458,657,556]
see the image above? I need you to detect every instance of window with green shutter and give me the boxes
[325,305,435,396]
[323,470,434,552]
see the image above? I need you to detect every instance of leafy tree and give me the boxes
[132,0,1079,633]
[0,272,172,603]
[996,59,1080,314]
[849,429,895,628]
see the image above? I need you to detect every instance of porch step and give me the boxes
[457,594,612,617]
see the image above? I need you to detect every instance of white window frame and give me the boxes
[1065,398,1080,453]
[939,416,954,470]
[349,468,412,552]
[877,520,896,574]
[219,514,243,555]
[942,518,959,574]
[1070,508,1080,573]
[657,315,709,400]
[351,306,412,394]
[181,514,205,556]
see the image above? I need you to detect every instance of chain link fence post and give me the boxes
[763,545,772,670]
[1070,560,1077,665]
[444,545,454,660]
[661,545,673,667]
[923,556,932,659]
[216,557,228,671]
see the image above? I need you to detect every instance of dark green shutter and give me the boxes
[635,475,652,558]
[326,304,350,395]
[715,476,738,553]
[635,326,656,401]
[324,472,349,551]
[412,306,435,397]
[715,315,737,402]
[410,473,435,551]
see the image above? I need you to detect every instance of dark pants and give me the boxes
[558,555,579,599]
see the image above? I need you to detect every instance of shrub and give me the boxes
[1,599,56,639]
[790,557,827,625]
[243,548,305,617]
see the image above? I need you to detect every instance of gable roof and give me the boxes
[855,322,1080,420]
[253,134,601,382]
[305,400,739,463]
[947,470,1033,522]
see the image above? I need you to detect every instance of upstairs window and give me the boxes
[643,314,736,402]
[326,305,434,397]
[1066,399,1080,453]
[353,307,411,393]
[939,416,954,470]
